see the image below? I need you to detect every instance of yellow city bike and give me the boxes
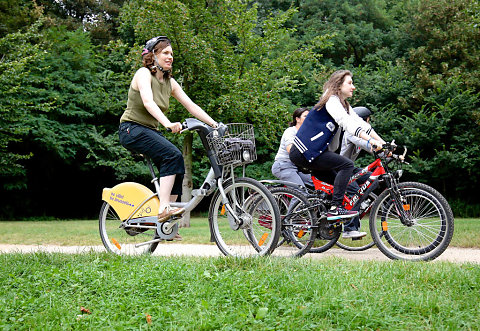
[99,119,281,257]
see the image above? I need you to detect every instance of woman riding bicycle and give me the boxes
[289,70,383,223]
[118,36,218,225]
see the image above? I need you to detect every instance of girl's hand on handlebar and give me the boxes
[370,139,383,152]
[167,122,182,133]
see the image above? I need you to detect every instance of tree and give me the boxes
[0,21,43,191]
[401,0,480,100]
[35,0,126,45]
[0,0,42,38]
[348,0,480,210]
[0,19,135,218]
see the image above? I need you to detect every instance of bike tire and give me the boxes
[335,192,377,252]
[99,201,159,255]
[268,187,318,257]
[208,177,280,257]
[369,182,454,261]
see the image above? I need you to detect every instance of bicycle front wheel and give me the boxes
[269,187,317,258]
[99,202,159,255]
[209,177,280,257]
[369,182,454,261]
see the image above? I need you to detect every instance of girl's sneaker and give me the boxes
[327,206,359,221]
[342,230,367,239]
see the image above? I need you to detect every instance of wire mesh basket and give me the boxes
[206,123,257,166]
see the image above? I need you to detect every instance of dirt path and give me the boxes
[0,244,479,263]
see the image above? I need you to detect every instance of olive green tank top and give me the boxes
[120,76,172,130]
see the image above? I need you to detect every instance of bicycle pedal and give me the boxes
[352,237,363,241]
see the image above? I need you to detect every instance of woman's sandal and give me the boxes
[158,206,185,222]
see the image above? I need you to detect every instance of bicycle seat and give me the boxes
[127,149,147,162]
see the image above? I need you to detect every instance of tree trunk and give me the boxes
[180,132,193,227]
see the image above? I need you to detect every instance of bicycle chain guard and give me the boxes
[317,215,341,240]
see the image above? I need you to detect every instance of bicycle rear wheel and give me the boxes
[335,192,377,251]
[209,177,280,256]
[269,187,317,257]
[369,182,454,261]
[99,202,159,255]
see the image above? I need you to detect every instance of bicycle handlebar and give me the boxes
[166,119,225,135]
[373,140,408,165]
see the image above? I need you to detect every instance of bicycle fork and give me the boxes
[385,176,414,227]
[218,166,253,231]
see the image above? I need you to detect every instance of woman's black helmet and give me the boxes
[353,106,372,121]
[142,36,170,55]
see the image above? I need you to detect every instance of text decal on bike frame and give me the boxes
[345,180,373,209]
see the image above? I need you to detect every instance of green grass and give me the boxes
[0,253,479,330]
[450,218,480,248]
[0,218,214,246]
[1,218,479,248]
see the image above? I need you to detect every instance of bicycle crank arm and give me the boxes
[164,215,183,232]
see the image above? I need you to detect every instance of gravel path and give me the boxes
[0,244,479,263]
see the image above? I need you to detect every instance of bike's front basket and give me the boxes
[206,123,257,166]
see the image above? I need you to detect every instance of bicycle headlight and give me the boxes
[242,150,251,162]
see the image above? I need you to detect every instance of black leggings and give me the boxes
[289,145,354,206]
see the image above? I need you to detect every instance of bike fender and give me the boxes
[102,182,159,221]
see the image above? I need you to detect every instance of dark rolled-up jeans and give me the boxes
[119,121,185,196]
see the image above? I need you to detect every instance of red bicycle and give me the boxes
[265,141,454,260]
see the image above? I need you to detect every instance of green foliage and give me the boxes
[0,21,44,189]
[35,0,126,45]
[285,0,397,65]
[20,26,100,159]
[403,0,480,93]
[0,0,42,37]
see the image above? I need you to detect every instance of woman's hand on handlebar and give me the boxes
[166,122,183,133]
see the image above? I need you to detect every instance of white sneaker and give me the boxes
[342,230,367,239]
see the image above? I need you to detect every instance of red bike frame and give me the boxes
[310,157,386,214]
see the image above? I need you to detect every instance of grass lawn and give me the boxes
[1,253,479,330]
[0,217,479,248]
[1,218,479,329]
[0,217,214,246]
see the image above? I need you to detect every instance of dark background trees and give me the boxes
[1,0,479,219]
